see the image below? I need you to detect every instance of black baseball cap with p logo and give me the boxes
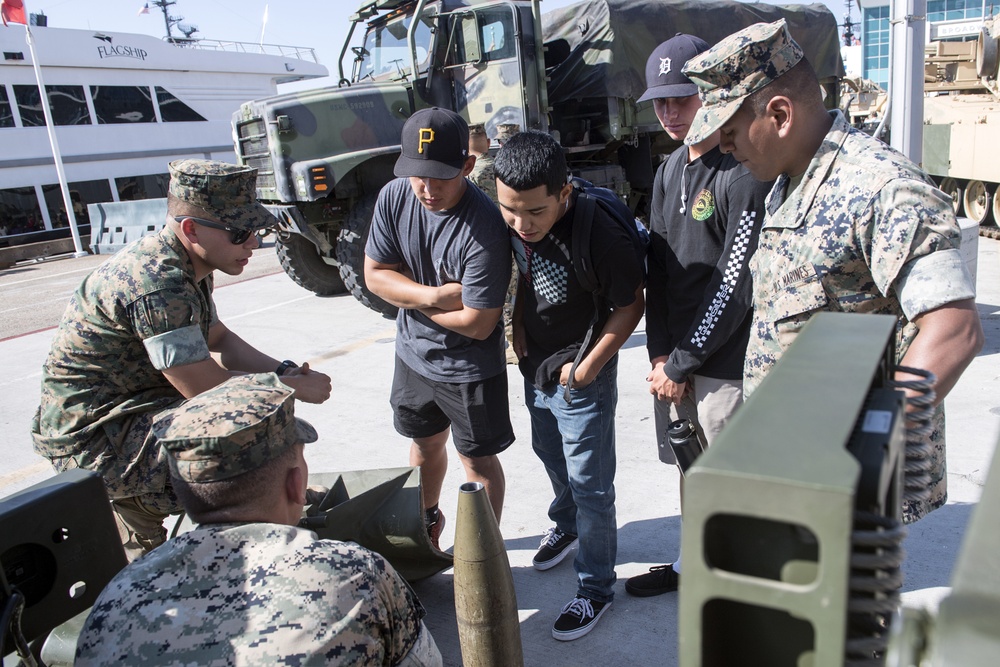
[394,107,471,180]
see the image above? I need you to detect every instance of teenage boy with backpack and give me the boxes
[494,130,645,641]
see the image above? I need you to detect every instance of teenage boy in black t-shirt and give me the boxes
[628,34,771,598]
[494,131,645,641]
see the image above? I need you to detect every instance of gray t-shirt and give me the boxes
[366,178,510,382]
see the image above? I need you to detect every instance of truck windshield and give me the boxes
[356,14,434,82]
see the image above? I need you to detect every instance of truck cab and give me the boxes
[233,0,545,312]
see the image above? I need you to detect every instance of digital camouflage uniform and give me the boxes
[747,111,973,522]
[31,224,212,504]
[683,21,977,522]
[76,374,440,667]
[469,151,497,202]
[75,523,433,667]
[31,160,276,553]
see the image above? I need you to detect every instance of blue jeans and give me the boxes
[525,356,618,603]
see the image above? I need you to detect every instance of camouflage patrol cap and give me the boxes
[468,123,487,136]
[682,19,804,145]
[153,373,318,484]
[167,159,276,233]
[495,123,521,145]
[394,107,470,180]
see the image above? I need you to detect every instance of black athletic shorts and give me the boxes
[390,355,515,457]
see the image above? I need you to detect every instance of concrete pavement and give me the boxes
[1,237,998,666]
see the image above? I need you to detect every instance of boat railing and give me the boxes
[164,38,320,63]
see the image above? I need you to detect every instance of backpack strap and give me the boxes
[571,191,599,294]
[565,190,601,402]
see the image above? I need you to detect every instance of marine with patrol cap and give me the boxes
[31,159,332,560]
[75,373,441,667]
[682,20,984,522]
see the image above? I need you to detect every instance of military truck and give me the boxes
[923,15,1000,231]
[233,0,844,315]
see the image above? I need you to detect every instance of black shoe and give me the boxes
[532,527,578,571]
[625,564,679,597]
[552,595,612,641]
[426,509,445,551]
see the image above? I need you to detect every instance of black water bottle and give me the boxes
[667,418,705,476]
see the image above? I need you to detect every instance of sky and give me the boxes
[23,0,857,90]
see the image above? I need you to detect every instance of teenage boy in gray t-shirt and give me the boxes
[364,108,515,547]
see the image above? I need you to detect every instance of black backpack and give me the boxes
[562,178,648,401]
[569,177,649,294]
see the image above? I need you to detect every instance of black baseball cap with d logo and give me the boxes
[393,107,471,180]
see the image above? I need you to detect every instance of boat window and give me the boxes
[0,86,13,128]
[39,179,115,229]
[0,187,43,237]
[116,174,169,201]
[90,86,156,124]
[13,85,92,127]
[155,86,207,122]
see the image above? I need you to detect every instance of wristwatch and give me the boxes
[275,360,299,376]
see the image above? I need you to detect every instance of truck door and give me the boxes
[450,3,534,138]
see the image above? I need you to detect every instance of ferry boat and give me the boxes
[0,18,328,248]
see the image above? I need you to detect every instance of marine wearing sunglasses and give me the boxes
[172,215,269,245]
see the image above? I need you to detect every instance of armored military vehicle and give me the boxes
[923,15,1000,231]
[233,0,844,315]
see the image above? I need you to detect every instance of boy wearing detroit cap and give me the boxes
[76,374,440,667]
[365,108,515,542]
[683,20,982,522]
[629,33,772,598]
[32,159,332,561]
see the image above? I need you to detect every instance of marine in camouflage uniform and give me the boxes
[75,374,441,667]
[468,123,497,202]
[683,20,982,522]
[31,160,331,559]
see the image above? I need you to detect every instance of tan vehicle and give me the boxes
[923,15,1000,230]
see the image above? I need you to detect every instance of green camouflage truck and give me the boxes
[233,0,844,315]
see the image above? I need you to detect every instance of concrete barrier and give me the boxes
[0,236,91,269]
[88,199,167,255]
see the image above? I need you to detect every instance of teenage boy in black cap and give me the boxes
[628,34,771,597]
[364,108,514,546]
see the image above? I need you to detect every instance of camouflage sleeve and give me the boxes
[869,177,962,298]
[395,622,443,667]
[895,248,975,320]
[143,325,212,370]
[369,550,427,664]
[130,287,212,369]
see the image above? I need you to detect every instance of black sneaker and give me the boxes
[624,564,679,597]
[552,595,612,641]
[532,527,578,571]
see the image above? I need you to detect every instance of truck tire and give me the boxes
[275,233,347,296]
[337,195,399,319]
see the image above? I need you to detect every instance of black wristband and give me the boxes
[275,360,298,376]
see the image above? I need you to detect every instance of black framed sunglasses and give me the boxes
[174,215,256,245]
